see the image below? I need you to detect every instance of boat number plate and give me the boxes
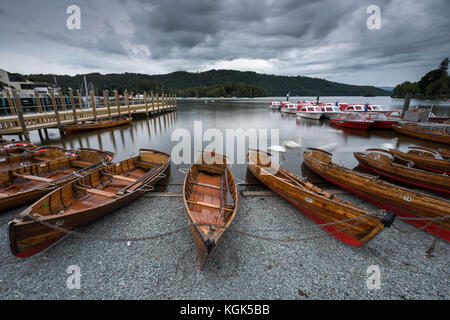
[306,196,313,203]
[40,163,46,167]
[403,195,411,202]
[340,121,344,124]
[55,220,64,227]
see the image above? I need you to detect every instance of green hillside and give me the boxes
[24,69,390,97]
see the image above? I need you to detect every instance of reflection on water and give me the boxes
[23,97,449,191]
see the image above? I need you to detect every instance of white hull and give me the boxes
[281,108,297,114]
[269,105,280,110]
[296,112,323,120]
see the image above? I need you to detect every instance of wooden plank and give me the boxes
[111,174,137,183]
[189,179,221,190]
[69,90,78,124]
[90,90,97,122]
[186,199,234,211]
[34,90,44,113]
[12,172,53,183]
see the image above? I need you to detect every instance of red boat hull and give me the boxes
[330,120,372,130]
[370,121,398,129]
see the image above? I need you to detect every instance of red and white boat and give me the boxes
[280,102,298,114]
[364,112,400,129]
[269,101,282,110]
[320,105,342,119]
[340,104,401,116]
[330,113,374,130]
[296,104,324,119]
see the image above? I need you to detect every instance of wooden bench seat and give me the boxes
[186,199,233,212]
[71,160,93,167]
[12,172,53,183]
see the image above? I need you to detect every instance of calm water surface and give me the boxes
[24,96,450,191]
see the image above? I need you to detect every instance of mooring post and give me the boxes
[156,93,160,113]
[151,91,155,114]
[104,90,111,120]
[125,90,131,118]
[115,90,121,118]
[59,89,67,113]
[144,91,149,117]
[49,89,64,136]
[401,92,411,119]
[11,89,30,141]
[34,89,44,113]
[90,90,97,122]
[69,90,78,124]
[76,90,83,109]
[5,90,16,115]
[175,93,177,109]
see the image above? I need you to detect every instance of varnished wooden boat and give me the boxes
[392,123,450,144]
[439,148,450,160]
[62,117,132,133]
[0,141,37,157]
[247,150,389,246]
[9,149,169,258]
[388,146,450,173]
[304,148,450,241]
[183,151,238,270]
[354,149,450,196]
[0,146,69,172]
[0,148,115,212]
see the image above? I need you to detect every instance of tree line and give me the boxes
[392,58,449,99]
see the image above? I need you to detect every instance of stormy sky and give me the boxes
[0,0,449,86]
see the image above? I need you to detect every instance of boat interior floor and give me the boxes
[64,167,148,214]
[188,172,227,233]
[0,167,75,196]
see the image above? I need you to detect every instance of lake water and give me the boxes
[23,96,450,191]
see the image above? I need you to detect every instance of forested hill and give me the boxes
[25,69,390,96]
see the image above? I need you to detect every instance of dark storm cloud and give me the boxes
[0,0,449,86]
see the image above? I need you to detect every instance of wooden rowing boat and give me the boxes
[62,117,132,133]
[303,148,450,241]
[439,148,450,160]
[392,123,450,144]
[8,149,170,258]
[0,148,115,212]
[183,151,238,270]
[0,141,37,157]
[0,146,69,172]
[247,150,388,246]
[354,149,450,196]
[388,146,450,173]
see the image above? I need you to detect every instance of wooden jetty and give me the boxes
[0,89,177,140]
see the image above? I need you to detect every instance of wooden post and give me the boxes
[34,90,44,113]
[125,90,131,118]
[59,89,67,112]
[115,90,121,118]
[151,91,155,114]
[156,93,160,113]
[175,93,177,108]
[402,92,411,119]
[11,89,30,141]
[76,90,83,109]
[49,89,64,136]
[104,90,111,120]
[144,91,149,116]
[69,89,78,124]
[5,90,16,115]
[90,90,97,122]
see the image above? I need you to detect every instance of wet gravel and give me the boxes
[0,192,448,300]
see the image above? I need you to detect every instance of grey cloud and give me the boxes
[0,0,449,86]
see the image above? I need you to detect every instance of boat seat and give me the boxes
[188,179,221,190]
[111,175,137,183]
[71,160,93,167]
[84,188,119,198]
[11,172,53,183]
[186,199,233,212]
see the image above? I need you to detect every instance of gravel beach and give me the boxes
[0,191,448,300]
